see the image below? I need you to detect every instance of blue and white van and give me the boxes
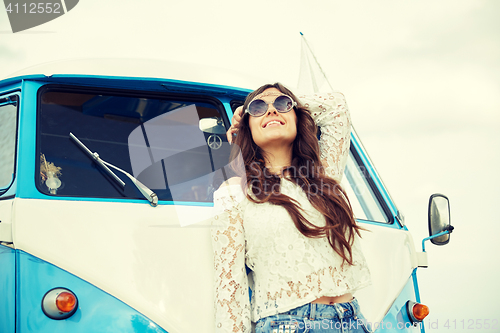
[0,59,452,332]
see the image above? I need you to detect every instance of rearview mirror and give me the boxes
[199,117,226,134]
[428,194,451,245]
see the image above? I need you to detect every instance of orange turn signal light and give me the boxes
[42,288,79,320]
[407,300,430,323]
[412,303,430,321]
[56,291,77,313]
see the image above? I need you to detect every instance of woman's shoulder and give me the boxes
[213,177,247,206]
[219,176,242,188]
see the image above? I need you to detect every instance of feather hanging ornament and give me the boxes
[40,154,62,194]
[40,153,62,181]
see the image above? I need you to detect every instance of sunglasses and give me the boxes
[245,94,297,117]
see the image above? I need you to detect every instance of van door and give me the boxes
[0,93,19,333]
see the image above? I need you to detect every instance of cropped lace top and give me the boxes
[211,92,371,333]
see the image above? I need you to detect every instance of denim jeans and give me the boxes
[255,298,371,333]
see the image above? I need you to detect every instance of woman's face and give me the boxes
[248,88,297,150]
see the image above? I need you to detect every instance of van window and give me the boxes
[342,150,389,223]
[0,94,18,191]
[37,88,230,202]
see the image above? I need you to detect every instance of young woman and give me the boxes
[211,83,371,333]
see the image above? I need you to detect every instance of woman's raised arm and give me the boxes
[299,92,352,183]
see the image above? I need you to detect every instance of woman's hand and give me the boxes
[227,106,244,144]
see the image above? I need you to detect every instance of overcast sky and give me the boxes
[1,0,499,331]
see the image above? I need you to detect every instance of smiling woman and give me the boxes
[247,88,298,167]
[211,83,372,333]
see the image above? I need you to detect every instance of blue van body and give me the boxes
[0,59,448,332]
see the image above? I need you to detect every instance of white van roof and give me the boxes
[4,58,268,90]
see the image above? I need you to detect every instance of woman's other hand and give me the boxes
[227,106,244,144]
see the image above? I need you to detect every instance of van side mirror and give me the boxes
[428,194,452,245]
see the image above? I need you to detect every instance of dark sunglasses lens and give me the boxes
[248,99,267,116]
[274,95,293,112]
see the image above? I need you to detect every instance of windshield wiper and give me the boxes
[69,132,158,207]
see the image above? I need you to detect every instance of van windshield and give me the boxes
[37,88,231,203]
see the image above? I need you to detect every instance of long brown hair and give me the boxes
[229,83,362,265]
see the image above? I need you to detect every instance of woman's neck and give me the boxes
[262,146,293,174]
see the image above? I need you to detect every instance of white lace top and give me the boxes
[211,92,371,333]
